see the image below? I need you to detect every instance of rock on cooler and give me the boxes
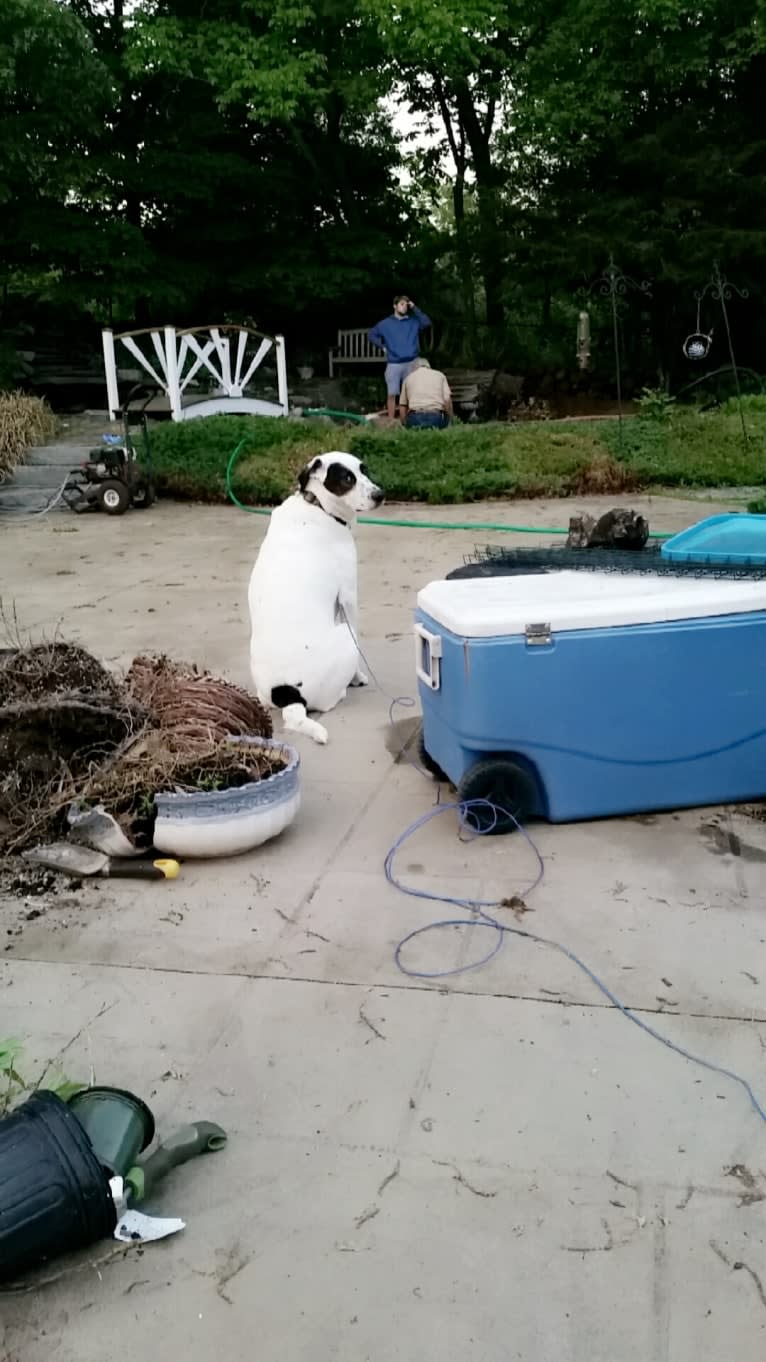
[415,572,766,832]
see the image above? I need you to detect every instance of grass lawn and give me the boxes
[145,396,766,507]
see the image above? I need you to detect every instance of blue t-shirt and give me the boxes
[368,307,431,364]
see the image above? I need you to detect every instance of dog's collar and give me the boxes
[302,490,349,529]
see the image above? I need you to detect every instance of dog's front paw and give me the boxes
[281,704,329,744]
[350,671,369,688]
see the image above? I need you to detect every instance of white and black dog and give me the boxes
[248,452,384,744]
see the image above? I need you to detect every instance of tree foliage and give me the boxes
[0,0,113,306]
[1,0,766,384]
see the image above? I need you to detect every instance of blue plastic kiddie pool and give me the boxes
[661,513,766,567]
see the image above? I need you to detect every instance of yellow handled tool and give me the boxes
[23,845,181,880]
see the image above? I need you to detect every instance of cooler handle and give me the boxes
[415,623,442,691]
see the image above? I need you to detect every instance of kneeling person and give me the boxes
[400,359,452,429]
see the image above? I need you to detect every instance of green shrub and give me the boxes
[147,414,352,502]
[146,405,766,507]
[721,393,766,416]
[602,404,766,488]
[636,386,675,422]
[349,424,607,502]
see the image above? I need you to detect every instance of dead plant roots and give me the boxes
[0,639,278,853]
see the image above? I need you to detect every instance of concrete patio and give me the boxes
[1,487,765,1361]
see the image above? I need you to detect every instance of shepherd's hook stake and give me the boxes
[695,263,749,450]
[587,257,651,445]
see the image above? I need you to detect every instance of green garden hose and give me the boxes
[225,438,668,537]
[303,407,370,424]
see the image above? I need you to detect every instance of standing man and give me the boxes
[368,295,431,419]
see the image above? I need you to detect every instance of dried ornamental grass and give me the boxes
[0,392,57,483]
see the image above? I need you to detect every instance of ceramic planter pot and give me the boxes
[152,737,301,859]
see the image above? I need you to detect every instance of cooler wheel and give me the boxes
[418,729,447,782]
[457,758,536,836]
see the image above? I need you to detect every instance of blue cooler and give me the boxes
[415,571,766,831]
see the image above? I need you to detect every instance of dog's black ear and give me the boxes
[298,458,321,493]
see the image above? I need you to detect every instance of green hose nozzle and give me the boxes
[125,1121,227,1203]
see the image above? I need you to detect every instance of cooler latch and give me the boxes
[525,622,552,646]
[415,623,442,690]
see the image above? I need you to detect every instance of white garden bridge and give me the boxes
[102,324,288,421]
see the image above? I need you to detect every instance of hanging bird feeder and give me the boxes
[576,311,591,370]
[683,297,713,361]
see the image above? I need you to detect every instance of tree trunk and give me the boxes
[326,96,360,229]
[541,280,551,328]
[452,170,477,345]
[433,79,477,346]
[474,188,504,331]
[454,84,504,330]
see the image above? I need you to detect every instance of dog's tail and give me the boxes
[271,685,328,745]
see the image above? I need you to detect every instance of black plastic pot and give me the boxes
[0,1091,116,1282]
[67,1086,155,1177]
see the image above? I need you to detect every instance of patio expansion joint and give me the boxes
[4,953,765,1029]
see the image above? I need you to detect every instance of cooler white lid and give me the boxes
[417,571,766,637]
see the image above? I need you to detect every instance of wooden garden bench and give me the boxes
[328,329,383,376]
[328,326,434,376]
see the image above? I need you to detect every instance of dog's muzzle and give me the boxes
[370,486,385,507]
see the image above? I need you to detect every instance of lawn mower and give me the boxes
[63,384,158,516]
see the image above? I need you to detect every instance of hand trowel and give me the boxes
[22,843,180,879]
